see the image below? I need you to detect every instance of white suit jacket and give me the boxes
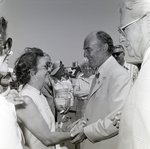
[117,47,150,149]
[82,56,131,149]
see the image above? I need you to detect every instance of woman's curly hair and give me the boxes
[14,47,44,86]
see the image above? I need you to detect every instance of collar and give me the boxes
[123,61,129,70]
[97,56,112,75]
[24,84,41,95]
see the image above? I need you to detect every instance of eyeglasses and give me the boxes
[112,52,123,58]
[37,61,53,72]
[0,38,12,56]
[118,14,147,37]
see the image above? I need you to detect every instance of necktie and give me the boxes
[95,72,100,79]
[91,72,100,91]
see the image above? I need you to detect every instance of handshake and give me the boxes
[62,119,87,144]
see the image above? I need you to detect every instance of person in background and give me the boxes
[70,65,82,88]
[114,0,150,148]
[61,67,73,96]
[63,68,72,80]
[112,44,139,84]
[14,47,73,149]
[70,31,131,149]
[50,60,75,149]
[73,59,94,119]
[50,61,74,110]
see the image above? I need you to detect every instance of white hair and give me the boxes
[120,0,150,19]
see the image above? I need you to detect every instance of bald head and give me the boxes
[84,31,98,51]
[83,31,114,68]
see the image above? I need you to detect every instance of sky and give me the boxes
[0,0,136,68]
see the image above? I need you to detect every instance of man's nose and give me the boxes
[119,33,126,43]
[119,34,129,48]
[84,50,88,58]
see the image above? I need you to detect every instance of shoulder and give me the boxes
[0,95,6,101]
[0,95,12,107]
[22,95,34,104]
[0,95,16,116]
[107,60,130,82]
[15,95,35,111]
[109,58,129,76]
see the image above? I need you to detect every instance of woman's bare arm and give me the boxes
[16,96,72,146]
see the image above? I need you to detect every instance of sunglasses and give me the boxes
[37,61,53,72]
[0,38,12,56]
[112,52,123,57]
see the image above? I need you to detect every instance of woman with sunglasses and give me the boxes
[14,47,73,149]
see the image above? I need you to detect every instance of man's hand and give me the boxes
[111,111,122,129]
[6,89,24,105]
[66,119,81,132]
[70,128,87,144]
[66,119,86,132]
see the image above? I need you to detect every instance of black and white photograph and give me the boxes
[0,0,149,149]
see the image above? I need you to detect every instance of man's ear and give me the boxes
[103,43,109,52]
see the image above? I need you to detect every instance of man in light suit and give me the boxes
[70,31,131,149]
[115,0,150,148]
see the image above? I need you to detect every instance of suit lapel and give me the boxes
[89,74,105,98]
[88,56,116,99]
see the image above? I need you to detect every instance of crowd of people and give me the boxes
[1,0,150,149]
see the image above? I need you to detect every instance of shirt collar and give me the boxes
[123,61,129,70]
[97,56,112,75]
[25,84,41,95]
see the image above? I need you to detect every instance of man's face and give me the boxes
[83,32,106,68]
[119,10,145,60]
